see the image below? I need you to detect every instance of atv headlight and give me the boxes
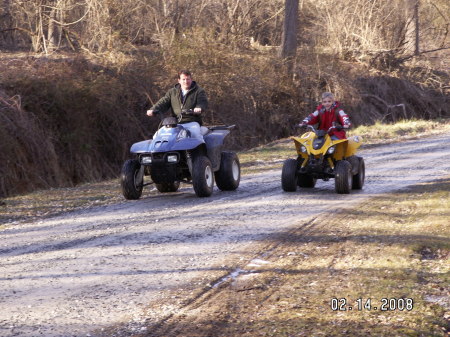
[167,154,179,163]
[327,146,335,154]
[176,129,188,141]
[141,156,152,164]
[301,146,307,153]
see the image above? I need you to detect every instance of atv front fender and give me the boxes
[130,140,152,154]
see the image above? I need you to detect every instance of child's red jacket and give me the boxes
[302,101,351,139]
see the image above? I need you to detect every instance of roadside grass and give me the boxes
[0,119,449,226]
[174,178,450,336]
[0,180,123,226]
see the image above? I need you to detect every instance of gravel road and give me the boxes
[1,135,450,337]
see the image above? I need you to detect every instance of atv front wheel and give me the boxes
[352,157,365,190]
[192,156,214,197]
[215,152,241,191]
[335,160,352,194]
[281,159,298,192]
[121,159,143,200]
[155,181,180,193]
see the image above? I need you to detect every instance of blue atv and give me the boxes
[121,110,240,198]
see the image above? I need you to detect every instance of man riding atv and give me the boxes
[120,69,240,199]
[147,69,208,140]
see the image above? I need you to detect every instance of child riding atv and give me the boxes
[299,92,352,139]
[281,92,365,194]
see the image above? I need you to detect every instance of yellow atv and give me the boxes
[281,125,365,194]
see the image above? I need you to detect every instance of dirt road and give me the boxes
[1,135,450,337]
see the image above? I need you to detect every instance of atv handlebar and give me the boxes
[181,109,201,116]
[297,124,343,134]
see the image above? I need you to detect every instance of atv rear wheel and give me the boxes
[352,157,365,190]
[155,181,180,193]
[121,159,143,200]
[335,160,352,194]
[215,151,241,191]
[192,156,214,197]
[281,159,298,192]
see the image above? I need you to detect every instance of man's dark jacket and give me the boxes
[150,81,208,125]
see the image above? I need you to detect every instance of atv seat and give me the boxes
[200,126,210,136]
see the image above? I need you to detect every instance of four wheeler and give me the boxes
[121,110,240,199]
[281,125,365,194]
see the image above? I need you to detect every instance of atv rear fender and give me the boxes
[344,135,363,157]
[204,126,234,171]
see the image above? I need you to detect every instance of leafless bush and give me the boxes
[305,0,407,61]
[354,71,449,124]
[0,91,63,196]
[0,55,152,197]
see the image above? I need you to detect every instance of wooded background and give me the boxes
[0,0,449,197]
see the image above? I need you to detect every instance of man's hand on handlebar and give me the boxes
[181,108,202,116]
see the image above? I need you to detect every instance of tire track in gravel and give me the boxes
[0,134,449,337]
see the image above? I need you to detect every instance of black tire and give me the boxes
[352,157,365,190]
[335,160,352,194]
[155,181,180,193]
[192,156,214,197]
[281,159,298,192]
[121,159,143,200]
[215,152,241,191]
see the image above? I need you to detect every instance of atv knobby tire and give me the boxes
[335,160,352,194]
[155,182,180,193]
[121,159,143,200]
[215,151,241,191]
[192,155,214,197]
[281,159,298,192]
[352,157,365,190]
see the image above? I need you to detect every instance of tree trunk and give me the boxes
[1,0,14,46]
[405,0,420,55]
[279,0,299,72]
[47,7,57,52]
